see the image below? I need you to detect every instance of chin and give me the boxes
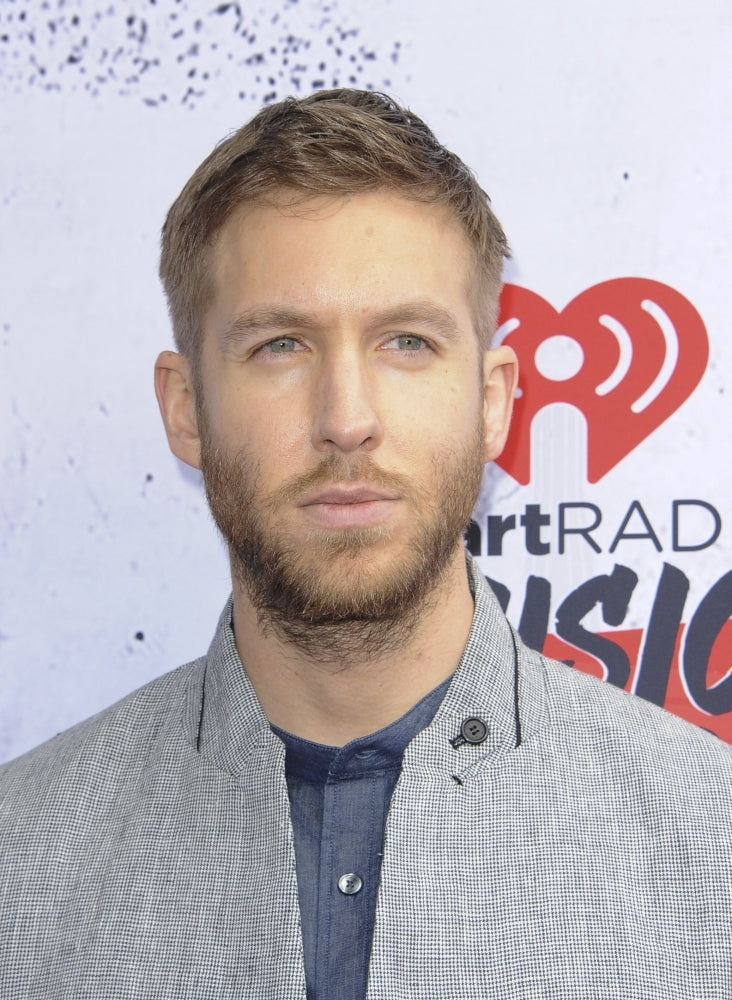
[302,522,395,557]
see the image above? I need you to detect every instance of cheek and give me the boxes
[432,368,484,429]
[215,395,310,480]
[386,384,482,466]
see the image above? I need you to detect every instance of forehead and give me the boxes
[206,190,479,327]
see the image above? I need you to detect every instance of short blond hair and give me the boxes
[160,89,509,369]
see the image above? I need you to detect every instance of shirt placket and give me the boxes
[316,759,382,1000]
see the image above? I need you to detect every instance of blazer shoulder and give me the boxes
[0,655,204,812]
[535,649,732,788]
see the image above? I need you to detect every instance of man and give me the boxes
[1,90,730,1000]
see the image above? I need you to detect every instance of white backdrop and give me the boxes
[1,0,730,761]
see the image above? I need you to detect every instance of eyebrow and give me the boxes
[369,301,462,340]
[221,308,318,346]
[221,300,463,345]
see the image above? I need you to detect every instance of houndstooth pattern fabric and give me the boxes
[1,561,731,999]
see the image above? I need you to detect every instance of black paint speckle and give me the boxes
[134,630,145,641]
[140,471,154,498]
[0,0,404,108]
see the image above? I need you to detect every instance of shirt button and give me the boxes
[461,717,488,744]
[338,872,363,895]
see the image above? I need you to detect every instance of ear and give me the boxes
[154,351,202,470]
[482,344,519,462]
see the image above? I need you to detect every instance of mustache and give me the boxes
[271,454,413,507]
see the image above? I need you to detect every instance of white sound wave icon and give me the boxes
[493,316,520,346]
[595,300,680,412]
[596,315,632,395]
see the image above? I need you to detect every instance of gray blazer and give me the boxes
[2,567,731,999]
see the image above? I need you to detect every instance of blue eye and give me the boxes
[395,335,426,351]
[265,337,298,353]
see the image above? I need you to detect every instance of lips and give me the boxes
[298,483,401,529]
[300,484,400,506]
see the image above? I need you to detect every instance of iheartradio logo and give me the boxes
[495,279,709,484]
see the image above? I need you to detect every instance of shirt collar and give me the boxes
[271,675,451,783]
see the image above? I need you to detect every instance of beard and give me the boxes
[198,413,485,663]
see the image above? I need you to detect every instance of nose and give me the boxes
[312,349,383,454]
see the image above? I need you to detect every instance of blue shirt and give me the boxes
[272,677,451,1000]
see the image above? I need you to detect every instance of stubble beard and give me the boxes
[198,413,485,664]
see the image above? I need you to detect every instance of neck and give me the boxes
[230,547,475,746]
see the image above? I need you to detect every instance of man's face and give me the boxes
[193,191,502,655]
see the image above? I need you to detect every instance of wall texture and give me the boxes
[1,0,730,760]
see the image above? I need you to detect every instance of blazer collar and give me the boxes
[184,556,547,777]
[403,558,548,779]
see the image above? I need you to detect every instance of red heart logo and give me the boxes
[495,279,709,484]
